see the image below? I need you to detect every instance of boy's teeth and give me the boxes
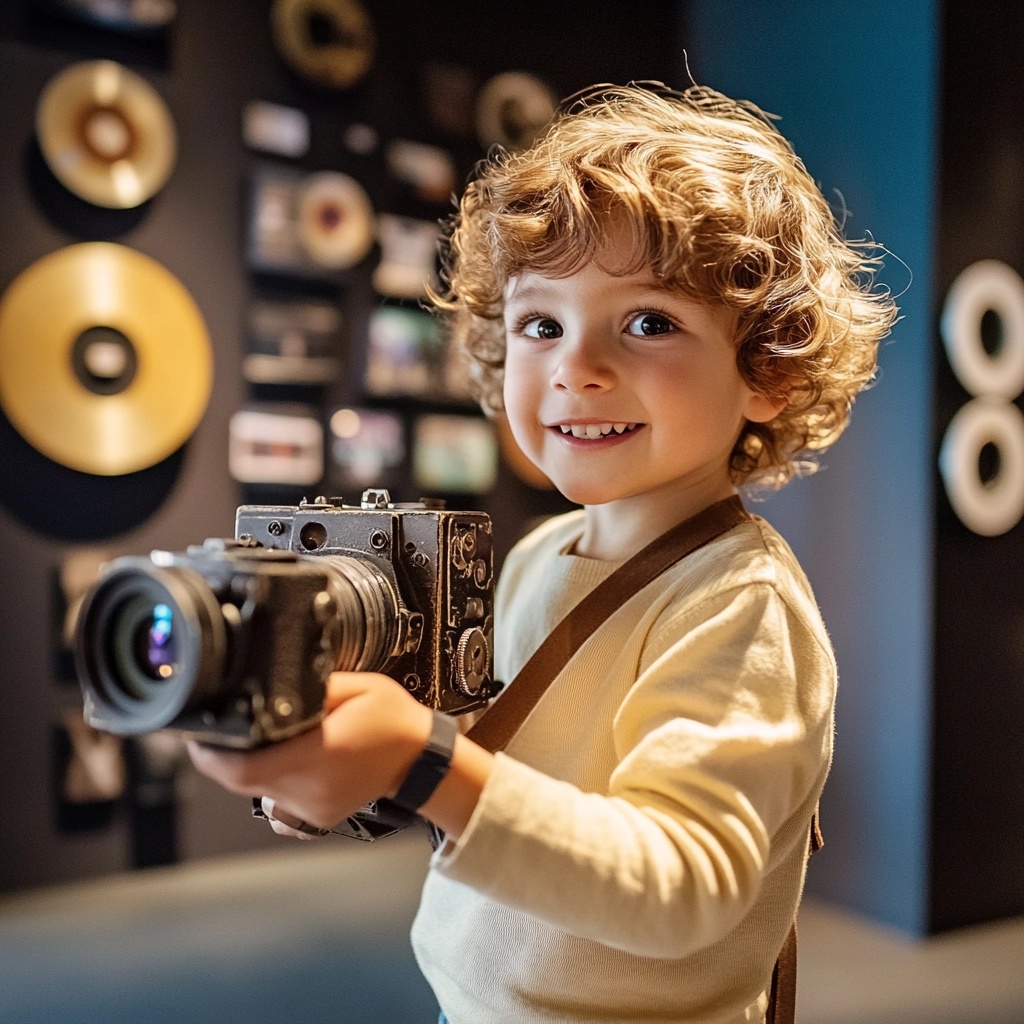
[559,422,636,438]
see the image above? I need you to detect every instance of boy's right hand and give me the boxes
[188,669,496,843]
[188,671,433,833]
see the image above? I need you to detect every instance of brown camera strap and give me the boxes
[465,493,818,1024]
[467,494,750,753]
[766,814,824,1024]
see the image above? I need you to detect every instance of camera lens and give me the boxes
[75,562,227,735]
[139,602,177,679]
[107,594,180,699]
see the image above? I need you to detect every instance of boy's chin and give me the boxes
[550,480,624,507]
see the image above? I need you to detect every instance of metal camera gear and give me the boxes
[74,490,495,752]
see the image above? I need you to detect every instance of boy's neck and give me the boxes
[575,478,740,562]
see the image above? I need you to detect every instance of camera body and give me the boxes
[75,490,495,749]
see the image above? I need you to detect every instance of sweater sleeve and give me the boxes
[431,581,835,958]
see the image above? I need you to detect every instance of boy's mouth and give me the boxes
[550,422,642,439]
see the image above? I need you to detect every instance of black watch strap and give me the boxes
[389,711,459,814]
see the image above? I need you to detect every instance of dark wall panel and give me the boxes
[930,0,1024,932]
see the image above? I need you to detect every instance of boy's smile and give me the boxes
[549,420,640,442]
[501,253,784,551]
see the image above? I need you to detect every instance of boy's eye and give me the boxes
[522,317,563,340]
[626,312,676,336]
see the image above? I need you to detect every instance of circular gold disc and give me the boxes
[37,60,178,209]
[271,0,375,90]
[0,243,213,476]
[297,171,374,269]
[475,71,557,151]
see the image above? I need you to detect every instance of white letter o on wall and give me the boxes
[941,259,1024,399]
[940,259,1024,536]
[939,398,1024,537]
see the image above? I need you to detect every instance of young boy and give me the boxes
[190,82,897,1023]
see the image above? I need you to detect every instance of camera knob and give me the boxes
[455,627,488,696]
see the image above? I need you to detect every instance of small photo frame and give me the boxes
[244,298,342,386]
[413,414,498,495]
[229,404,324,486]
[385,139,457,204]
[364,305,443,398]
[328,406,405,488]
[372,215,440,300]
[242,100,310,159]
[247,163,374,280]
[36,0,177,38]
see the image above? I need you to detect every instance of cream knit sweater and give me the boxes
[411,508,835,1024]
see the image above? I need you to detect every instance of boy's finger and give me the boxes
[187,740,275,794]
[262,796,328,839]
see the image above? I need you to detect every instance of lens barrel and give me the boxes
[75,549,407,741]
[321,556,402,673]
[75,561,228,735]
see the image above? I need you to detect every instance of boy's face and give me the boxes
[501,255,783,511]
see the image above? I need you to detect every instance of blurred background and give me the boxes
[0,0,1022,1021]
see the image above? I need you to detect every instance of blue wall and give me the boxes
[685,1,939,934]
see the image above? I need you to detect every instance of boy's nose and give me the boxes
[549,334,615,392]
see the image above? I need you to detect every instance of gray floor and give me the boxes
[1,837,1022,1023]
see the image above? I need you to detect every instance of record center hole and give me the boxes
[71,326,138,396]
[317,203,344,231]
[305,12,347,47]
[81,106,134,162]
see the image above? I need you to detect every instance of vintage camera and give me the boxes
[74,490,495,758]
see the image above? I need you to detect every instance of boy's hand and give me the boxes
[187,672,433,832]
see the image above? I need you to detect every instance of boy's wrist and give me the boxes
[419,733,494,841]
[388,710,459,813]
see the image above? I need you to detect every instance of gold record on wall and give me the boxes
[271,0,375,90]
[36,60,177,209]
[297,171,374,269]
[475,71,557,152]
[0,243,213,476]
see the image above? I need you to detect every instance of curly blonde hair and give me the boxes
[433,82,899,489]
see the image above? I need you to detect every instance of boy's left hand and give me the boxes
[187,671,434,833]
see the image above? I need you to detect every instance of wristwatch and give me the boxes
[389,710,459,813]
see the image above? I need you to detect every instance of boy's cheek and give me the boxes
[495,412,554,490]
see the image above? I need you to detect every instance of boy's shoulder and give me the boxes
[499,507,814,609]
[649,512,831,658]
[503,507,799,579]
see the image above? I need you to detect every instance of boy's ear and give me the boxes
[744,390,788,424]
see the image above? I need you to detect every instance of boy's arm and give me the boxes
[188,671,494,840]
[426,582,834,959]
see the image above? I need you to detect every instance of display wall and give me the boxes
[0,0,680,893]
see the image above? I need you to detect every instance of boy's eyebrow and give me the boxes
[504,276,672,306]
[503,279,561,305]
